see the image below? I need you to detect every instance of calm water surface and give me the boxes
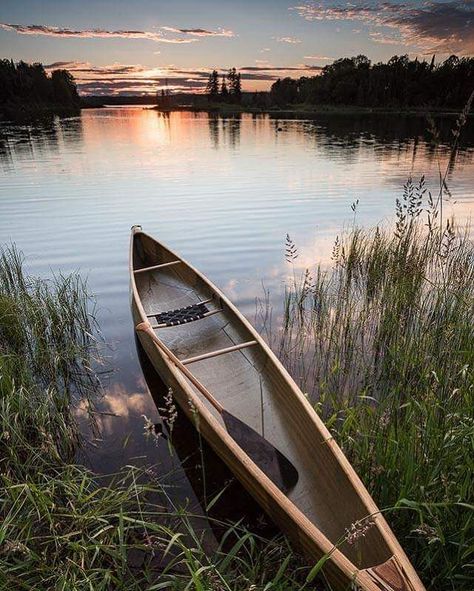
[1,108,473,485]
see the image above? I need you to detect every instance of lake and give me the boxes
[1,107,473,488]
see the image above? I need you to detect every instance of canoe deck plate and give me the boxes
[154,302,210,326]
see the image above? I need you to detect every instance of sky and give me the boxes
[0,0,473,96]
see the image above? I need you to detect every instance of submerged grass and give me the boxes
[0,246,305,591]
[271,178,474,589]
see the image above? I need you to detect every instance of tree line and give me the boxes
[0,59,81,118]
[206,68,242,103]
[270,54,474,109]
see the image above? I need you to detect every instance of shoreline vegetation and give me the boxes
[2,54,473,120]
[150,102,471,117]
[0,59,81,120]
[148,54,474,118]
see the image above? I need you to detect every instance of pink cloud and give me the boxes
[161,26,235,37]
[0,22,236,44]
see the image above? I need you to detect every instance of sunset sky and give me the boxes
[1,1,473,95]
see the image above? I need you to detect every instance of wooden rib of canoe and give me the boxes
[130,225,426,591]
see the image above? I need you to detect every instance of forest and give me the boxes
[270,54,474,110]
[0,59,81,118]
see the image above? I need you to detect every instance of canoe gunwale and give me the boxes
[129,226,426,591]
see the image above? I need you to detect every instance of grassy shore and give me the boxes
[269,183,473,590]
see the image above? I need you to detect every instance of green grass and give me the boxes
[271,177,474,589]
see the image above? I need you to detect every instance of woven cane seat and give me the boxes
[155,302,210,326]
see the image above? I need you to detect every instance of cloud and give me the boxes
[276,36,302,44]
[304,54,333,60]
[44,61,146,76]
[152,36,198,44]
[43,61,323,96]
[0,22,233,44]
[241,65,321,72]
[368,31,402,46]
[161,26,235,37]
[291,1,474,54]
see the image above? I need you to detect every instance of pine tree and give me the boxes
[234,72,242,101]
[206,70,219,98]
[227,68,242,103]
[227,67,236,93]
[221,75,228,99]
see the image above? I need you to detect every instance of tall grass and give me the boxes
[0,246,101,474]
[0,246,306,591]
[273,179,473,589]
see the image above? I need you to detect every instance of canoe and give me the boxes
[130,225,426,591]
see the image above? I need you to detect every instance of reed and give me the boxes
[272,179,474,589]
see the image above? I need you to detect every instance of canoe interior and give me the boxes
[133,232,393,570]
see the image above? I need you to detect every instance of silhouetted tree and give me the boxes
[270,77,299,105]
[270,54,474,109]
[220,75,228,100]
[51,70,80,106]
[0,59,81,117]
[227,68,242,103]
[206,70,219,98]
[157,87,172,108]
[233,72,242,101]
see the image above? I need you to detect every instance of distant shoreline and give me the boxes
[149,103,469,118]
[0,104,80,121]
[1,101,469,122]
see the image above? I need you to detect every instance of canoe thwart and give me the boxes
[134,260,182,274]
[181,340,258,365]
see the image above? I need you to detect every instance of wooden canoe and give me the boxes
[130,225,426,591]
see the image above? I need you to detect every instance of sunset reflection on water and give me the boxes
[1,107,473,485]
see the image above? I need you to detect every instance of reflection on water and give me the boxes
[0,108,473,492]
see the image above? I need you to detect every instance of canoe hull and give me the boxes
[130,227,426,591]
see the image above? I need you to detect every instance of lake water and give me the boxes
[1,107,473,490]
